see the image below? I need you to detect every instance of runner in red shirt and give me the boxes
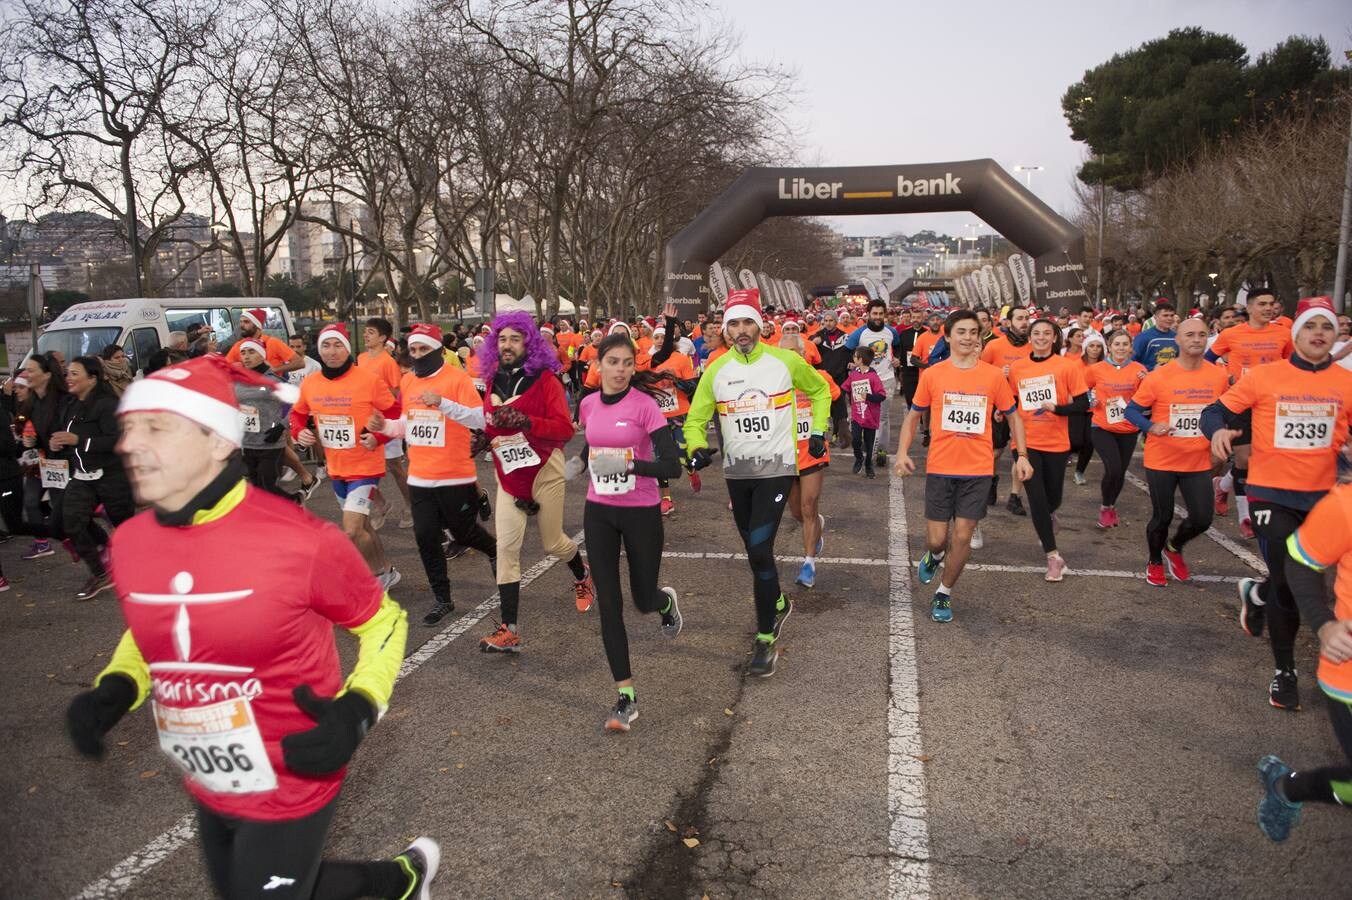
[65,355,438,899]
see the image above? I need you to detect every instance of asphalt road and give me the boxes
[2,394,1350,899]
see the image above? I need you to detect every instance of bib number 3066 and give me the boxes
[154,697,277,795]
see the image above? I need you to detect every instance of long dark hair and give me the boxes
[595,334,668,399]
[28,352,69,399]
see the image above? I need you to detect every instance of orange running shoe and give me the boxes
[479,623,520,653]
[574,567,594,613]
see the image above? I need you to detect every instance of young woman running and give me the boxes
[1064,327,1095,486]
[578,334,685,732]
[1084,329,1145,529]
[1008,319,1089,581]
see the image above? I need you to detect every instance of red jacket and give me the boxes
[484,373,573,499]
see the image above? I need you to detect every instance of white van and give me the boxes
[36,296,296,373]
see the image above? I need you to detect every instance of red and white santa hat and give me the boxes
[607,320,632,337]
[1292,296,1337,336]
[723,289,764,332]
[118,355,299,447]
[408,323,443,351]
[316,323,352,353]
[240,308,269,331]
[236,339,266,358]
[781,314,802,332]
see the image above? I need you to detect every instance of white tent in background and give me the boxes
[491,293,583,316]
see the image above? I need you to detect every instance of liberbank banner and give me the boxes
[662,159,1088,315]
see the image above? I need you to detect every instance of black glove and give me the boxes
[687,447,713,472]
[66,674,137,759]
[263,422,286,443]
[280,685,375,775]
[808,433,827,459]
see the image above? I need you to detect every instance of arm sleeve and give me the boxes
[683,357,721,452]
[843,325,864,349]
[1054,393,1089,416]
[1124,402,1154,433]
[78,398,121,455]
[438,377,487,430]
[1131,333,1147,365]
[631,423,683,480]
[95,629,152,711]
[341,595,408,717]
[1200,399,1241,439]
[650,318,678,367]
[523,375,576,441]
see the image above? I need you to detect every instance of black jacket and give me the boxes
[59,385,125,478]
[815,328,853,386]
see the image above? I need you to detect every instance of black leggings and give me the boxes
[1023,448,1068,554]
[850,422,876,462]
[243,448,288,498]
[728,476,794,636]
[0,475,49,578]
[62,472,136,577]
[1252,499,1308,672]
[1144,468,1213,563]
[410,483,496,605]
[584,500,665,683]
[1090,428,1136,507]
[195,798,409,899]
[1068,412,1093,474]
[1284,696,1352,806]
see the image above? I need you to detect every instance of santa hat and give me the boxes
[540,324,555,336]
[118,355,299,447]
[607,320,632,337]
[408,323,444,351]
[781,314,801,332]
[590,329,603,339]
[1292,296,1337,336]
[385,339,396,352]
[723,289,764,332]
[317,323,351,353]
[241,308,268,331]
[236,339,266,358]
[642,317,656,330]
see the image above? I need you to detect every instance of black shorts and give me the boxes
[1233,409,1253,447]
[925,475,991,522]
[992,416,1011,450]
[798,461,828,477]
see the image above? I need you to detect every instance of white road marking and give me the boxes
[72,534,584,900]
[662,550,890,566]
[1123,471,1267,574]
[887,472,931,897]
[919,560,1239,584]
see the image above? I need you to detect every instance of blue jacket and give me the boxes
[1132,327,1179,371]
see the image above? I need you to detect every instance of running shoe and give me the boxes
[852,458,864,475]
[865,463,877,479]
[1213,476,1229,517]
[393,837,440,900]
[279,466,298,486]
[477,490,491,521]
[814,514,825,557]
[605,694,639,732]
[422,600,454,627]
[377,566,401,592]
[62,538,80,563]
[479,623,521,653]
[398,511,414,529]
[0,576,9,592]
[1007,494,1026,516]
[1162,546,1190,582]
[1269,669,1300,711]
[1145,562,1167,587]
[969,524,983,550]
[917,550,941,585]
[443,540,469,560]
[660,496,674,516]
[1238,578,1266,638]
[1239,517,1255,540]
[22,539,54,560]
[298,475,322,505]
[930,592,953,623]
[574,567,595,613]
[369,497,389,531]
[1106,507,1120,528]
[1096,507,1113,530]
[795,559,816,589]
[1256,755,1302,842]
[689,471,702,493]
[75,573,112,601]
[1045,554,1066,583]
[772,595,793,640]
[1073,470,1087,486]
[98,544,111,575]
[659,586,682,638]
[876,450,888,466]
[748,638,778,677]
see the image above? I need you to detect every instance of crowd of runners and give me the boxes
[3,285,1348,896]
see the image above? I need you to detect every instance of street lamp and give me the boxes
[1013,165,1044,190]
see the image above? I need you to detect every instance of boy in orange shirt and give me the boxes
[358,318,412,529]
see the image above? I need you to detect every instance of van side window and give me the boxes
[127,328,161,375]
[227,306,286,339]
[165,309,209,336]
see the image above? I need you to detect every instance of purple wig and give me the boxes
[480,311,562,383]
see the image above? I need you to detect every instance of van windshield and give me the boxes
[37,327,121,363]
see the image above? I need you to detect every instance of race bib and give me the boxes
[851,381,870,403]
[40,458,68,490]
[795,406,813,442]
[588,447,635,495]
[317,414,356,450]
[1018,374,1057,411]
[239,405,260,434]
[154,697,277,795]
[405,408,446,447]
[656,389,680,414]
[941,392,986,435]
[1105,396,1127,426]
[492,432,541,473]
[1274,401,1335,450]
[1169,403,1203,438]
[472,378,486,393]
[725,398,776,446]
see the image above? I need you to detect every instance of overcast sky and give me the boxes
[712,0,1351,240]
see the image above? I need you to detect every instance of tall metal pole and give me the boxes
[1333,96,1352,313]
[1095,154,1105,311]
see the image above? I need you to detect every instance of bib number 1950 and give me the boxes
[733,414,771,435]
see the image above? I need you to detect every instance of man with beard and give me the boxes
[226,309,305,376]
[845,299,903,466]
[980,306,1035,520]
[813,310,853,447]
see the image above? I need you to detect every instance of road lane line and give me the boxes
[662,550,889,566]
[887,474,931,897]
[919,560,1240,584]
[73,534,583,900]
[1123,471,1266,574]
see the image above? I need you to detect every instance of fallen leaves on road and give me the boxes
[664,820,677,833]
[682,838,700,849]
[723,708,733,716]
[140,770,158,779]
[910,754,931,762]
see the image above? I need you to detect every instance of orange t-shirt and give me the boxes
[1131,360,1228,472]
[397,364,481,483]
[227,334,297,370]
[913,359,1016,477]
[1273,315,1293,330]
[1218,360,1352,492]
[357,350,402,394]
[1007,355,1088,452]
[707,346,728,365]
[912,330,941,368]
[652,351,696,418]
[1126,322,1142,337]
[1084,360,1147,433]
[1209,322,1293,383]
[794,370,840,471]
[636,337,654,355]
[979,335,1033,375]
[578,343,599,365]
[294,365,398,479]
[1288,483,1352,701]
[583,345,652,388]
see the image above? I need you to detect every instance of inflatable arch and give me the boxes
[662,159,1090,317]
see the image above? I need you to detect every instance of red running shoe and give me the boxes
[1145,562,1167,587]
[1162,546,1190,582]
[1213,477,1229,517]
[1239,518,1255,540]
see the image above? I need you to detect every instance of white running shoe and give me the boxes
[969,524,984,550]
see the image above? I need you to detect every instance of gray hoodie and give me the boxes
[235,368,289,451]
